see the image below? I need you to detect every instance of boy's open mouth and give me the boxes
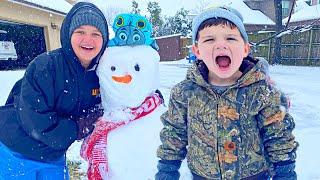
[80,45,94,51]
[216,55,231,68]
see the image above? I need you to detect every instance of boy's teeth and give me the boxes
[81,45,93,49]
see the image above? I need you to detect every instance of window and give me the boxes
[282,0,290,17]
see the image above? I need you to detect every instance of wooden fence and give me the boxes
[249,26,320,66]
[179,26,320,66]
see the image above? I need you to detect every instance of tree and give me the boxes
[190,0,211,14]
[173,8,191,36]
[131,0,140,14]
[161,8,191,36]
[161,17,174,36]
[274,0,283,64]
[147,1,163,37]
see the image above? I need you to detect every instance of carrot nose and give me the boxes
[112,74,132,84]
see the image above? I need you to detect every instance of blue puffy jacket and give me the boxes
[0,2,108,161]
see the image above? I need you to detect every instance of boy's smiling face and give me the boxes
[71,25,103,69]
[192,24,250,85]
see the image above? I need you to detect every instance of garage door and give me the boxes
[0,20,46,70]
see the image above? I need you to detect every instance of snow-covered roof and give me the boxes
[11,0,73,14]
[283,4,320,23]
[155,34,182,40]
[206,0,275,25]
[294,0,310,12]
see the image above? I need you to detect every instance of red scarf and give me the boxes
[80,93,163,180]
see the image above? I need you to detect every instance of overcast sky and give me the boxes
[92,0,206,16]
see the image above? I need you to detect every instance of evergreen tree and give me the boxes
[131,0,140,14]
[161,16,174,36]
[173,8,191,36]
[161,8,191,36]
[147,1,163,37]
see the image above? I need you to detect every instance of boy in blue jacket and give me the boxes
[0,2,108,179]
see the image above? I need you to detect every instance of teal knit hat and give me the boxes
[192,6,248,43]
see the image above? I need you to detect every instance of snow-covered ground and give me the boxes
[1,60,319,179]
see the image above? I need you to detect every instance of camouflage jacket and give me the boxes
[157,59,297,179]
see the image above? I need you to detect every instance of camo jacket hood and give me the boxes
[186,58,268,90]
[157,58,297,179]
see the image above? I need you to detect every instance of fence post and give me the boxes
[267,37,272,64]
[307,28,314,65]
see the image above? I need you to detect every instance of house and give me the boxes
[282,3,320,26]
[0,0,72,50]
[244,0,294,21]
[191,0,275,32]
[245,0,320,26]
[0,0,72,65]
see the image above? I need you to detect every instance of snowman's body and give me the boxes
[107,106,165,179]
[96,45,163,179]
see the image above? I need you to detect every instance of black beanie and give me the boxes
[69,7,107,42]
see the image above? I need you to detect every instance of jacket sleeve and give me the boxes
[5,78,22,105]
[17,58,78,151]
[157,85,188,161]
[255,87,298,172]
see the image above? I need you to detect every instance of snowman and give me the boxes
[80,13,165,180]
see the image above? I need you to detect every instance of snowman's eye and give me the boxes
[134,64,140,71]
[111,66,116,71]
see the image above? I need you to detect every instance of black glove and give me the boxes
[155,89,165,104]
[280,93,290,109]
[273,161,297,180]
[76,107,103,140]
[155,160,181,180]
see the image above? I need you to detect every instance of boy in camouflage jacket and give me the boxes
[156,6,298,180]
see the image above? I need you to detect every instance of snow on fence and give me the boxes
[249,26,320,66]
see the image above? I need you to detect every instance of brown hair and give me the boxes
[195,17,238,42]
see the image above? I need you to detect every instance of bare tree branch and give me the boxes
[252,0,315,47]
[251,18,318,48]
[285,0,297,29]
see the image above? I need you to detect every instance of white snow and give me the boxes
[1,60,320,179]
[106,106,167,180]
[97,45,160,111]
[283,4,320,23]
[85,44,165,179]
[295,0,310,13]
[155,34,182,40]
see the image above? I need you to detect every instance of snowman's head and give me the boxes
[97,45,160,108]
